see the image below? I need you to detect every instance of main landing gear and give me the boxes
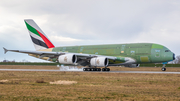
[161,64,166,71]
[83,67,110,72]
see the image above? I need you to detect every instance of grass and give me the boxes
[0,65,179,100]
[0,71,179,100]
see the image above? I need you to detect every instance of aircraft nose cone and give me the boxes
[173,53,175,60]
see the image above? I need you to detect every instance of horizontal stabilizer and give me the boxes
[3,47,8,54]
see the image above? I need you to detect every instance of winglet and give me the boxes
[3,47,8,54]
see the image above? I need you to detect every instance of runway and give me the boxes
[0,69,180,74]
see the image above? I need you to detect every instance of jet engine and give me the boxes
[90,57,109,67]
[125,64,140,68]
[58,54,77,64]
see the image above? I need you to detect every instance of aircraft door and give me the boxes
[120,45,126,55]
[155,50,160,57]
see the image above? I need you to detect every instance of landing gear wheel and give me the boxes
[83,68,102,72]
[161,68,166,71]
[94,68,98,71]
[102,68,110,72]
[87,68,91,71]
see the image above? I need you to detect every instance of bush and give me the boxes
[36,79,45,83]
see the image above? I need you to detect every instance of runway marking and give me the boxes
[0,69,180,74]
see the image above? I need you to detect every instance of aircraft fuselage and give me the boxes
[49,43,175,65]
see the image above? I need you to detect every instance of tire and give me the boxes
[105,68,110,71]
[162,68,166,71]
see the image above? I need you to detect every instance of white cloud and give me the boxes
[49,35,82,43]
[0,0,180,62]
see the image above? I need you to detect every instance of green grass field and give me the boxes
[0,65,179,100]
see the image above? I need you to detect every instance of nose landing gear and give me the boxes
[161,63,166,71]
[161,67,166,71]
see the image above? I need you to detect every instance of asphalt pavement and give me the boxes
[0,69,180,74]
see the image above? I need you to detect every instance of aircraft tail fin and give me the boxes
[3,47,8,54]
[24,19,55,51]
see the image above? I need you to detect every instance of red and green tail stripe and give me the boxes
[25,21,55,48]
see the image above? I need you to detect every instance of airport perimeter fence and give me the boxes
[0,62,180,67]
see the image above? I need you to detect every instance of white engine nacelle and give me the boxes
[58,54,77,64]
[90,57,109,67]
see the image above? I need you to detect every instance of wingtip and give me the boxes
[3,47,8,54]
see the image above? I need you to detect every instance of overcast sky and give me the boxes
[0,0,180,62]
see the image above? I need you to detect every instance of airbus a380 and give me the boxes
[3,19,175,71]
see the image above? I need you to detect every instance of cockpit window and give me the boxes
[165,50,171,52]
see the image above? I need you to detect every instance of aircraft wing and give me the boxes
[3,47,136,66]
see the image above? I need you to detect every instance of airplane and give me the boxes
[3,19,175,71]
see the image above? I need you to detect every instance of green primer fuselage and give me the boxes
[52,43,174,64]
